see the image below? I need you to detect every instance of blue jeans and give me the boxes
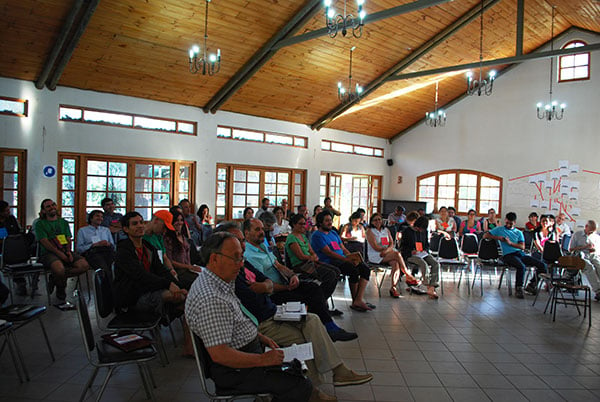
[502,251,547,288]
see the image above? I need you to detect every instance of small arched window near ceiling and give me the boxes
[559,40,590,82]
[416,170,502,215]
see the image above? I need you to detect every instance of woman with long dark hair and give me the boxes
[164,211,201,290]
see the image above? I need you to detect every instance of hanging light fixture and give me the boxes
[324,0,366,38]
[425,81,446,127]
[188,0,221,75]
[337,46,363,103]
[537,5,565,121]
[466,0,496,96]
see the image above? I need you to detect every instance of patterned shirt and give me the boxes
[185,268,257,349]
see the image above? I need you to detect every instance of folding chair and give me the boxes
[75,290,158,401]
[93,269,168,365]
[544,256,591,326]
[532,241,563,306]
[362,241,391,297]
[429,232,443,257]
[0,321,27,383]
[189,327,271,402]
[459,234,479,294]
[437,237,467,295]
[472,238,505,296]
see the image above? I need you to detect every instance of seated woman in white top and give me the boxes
[272,206,291,236]
[366,213,417,298]
[435,206,456,238]
[340,212,366,253]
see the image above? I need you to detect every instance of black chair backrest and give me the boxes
[75,290,96,353]
[561,234,571,251]
[94,269,115,318]
[542,240,562,263]
[2,234,31,265]
[429,232,443,253]
[438,237,459,259]
[478,238,500,260]
[461,234,479,254]
[523,230,534,251]
[192,332,213,379]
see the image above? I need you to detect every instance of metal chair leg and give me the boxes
[95,366,115,402]
[10,330,29,381]
[38,317,55,361]
[153,327,169,366]
[138,363,152,399]
[4,333,24,383]
[79,366,99,402]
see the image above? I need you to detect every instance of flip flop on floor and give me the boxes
[350,304,368,312]
[366,302,376,309]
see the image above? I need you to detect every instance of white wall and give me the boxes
[388,29,600,227]
[0,77,391,224]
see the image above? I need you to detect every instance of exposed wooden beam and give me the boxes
[390,42,600,141]
[47,0,100,90]
[387,42,600,81]
[205,0,322,113]
[310,0,501,131]
[516,0,524,56]
[35,0,85,89]
[272,0,454,50]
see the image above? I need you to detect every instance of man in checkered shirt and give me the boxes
[185,232,313,402]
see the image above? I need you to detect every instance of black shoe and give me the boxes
[56,286,66,301]
[525,283,537,295]
[329,308,344,316]
[329,329,358,342]
[515,287,524,299]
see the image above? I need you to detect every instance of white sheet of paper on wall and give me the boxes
[569,164,580,173]
[530,199,539,208]
[571,208,581,216]
[537,175,546,183]
[551,203,559,211]
[576,220,586,227]
[529,175,537,183]
[558,160,569,169]
[560,168,569,177]
[561,179,570,188]
[550,170,560,180]
[569,192,579,200]
[560,186,569,196]
[540,200,549,209]
[545,180,553,189]
[570,181,580,189]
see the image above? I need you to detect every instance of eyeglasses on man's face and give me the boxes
[216,252,244,264]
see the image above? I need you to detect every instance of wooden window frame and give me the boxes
[558,40,590,83]
[57,152,195,233]
[417,169,502,215]
[0,148,27,227]
[58,104,197,136]
[320,171,383,221]
[321,139,384,159]
[216,125,308,149]
[0,96,28,117]
[215,163,306,221]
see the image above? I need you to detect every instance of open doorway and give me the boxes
[319,172,382,228]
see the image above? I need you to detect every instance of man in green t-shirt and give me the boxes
[36,199,90,300]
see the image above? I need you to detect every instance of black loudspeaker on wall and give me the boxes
[386,159,393,166]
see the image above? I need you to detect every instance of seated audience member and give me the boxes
[185,232,313,402]
[448,207,461,230]
[340,212,366,253]
[258,211,279,251]
[243,218,356,341]
[217,223,372,394]
[556,213,572,248]
[484,212,547,298]
[36,199,90,300]
[311,210,373,312]
[143,210,176,271]
[285,214,340,308]
[312,205,323,229]
[366,213,416,298]
[243,207,255,220]
[483,208,500,232]
[298,204,317,238]
[272,206,291,236]
[1,200,30,295]
[435,206,456,238]
[400,216,440,299]
[280,199,292,220]
[395,211,420,243]
[525,212,539,231]
[532,214,556,257]
[164,211,201,290]
[569,220,600,301]
[355,208,368,229]
[417,208,425,217]
[458,209,482,237]
[387,206,406,226]
[255,197,271,219]
[322,197,340,218]
[197,204,214,244]
[180,199,201,245]
[100,197,126,242]
[76,210,115,278]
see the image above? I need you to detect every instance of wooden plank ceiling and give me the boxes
[0,0,598,139]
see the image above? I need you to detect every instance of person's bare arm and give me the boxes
[207,344,283,368]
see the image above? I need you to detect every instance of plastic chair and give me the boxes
[437,237,467,295]
[429,232,443,257]
[1,234,50,305]
[472,238,505,296]
[93,269,168,366]
[532,241,562,306]
[459,234,479,294]
[189,327,271,402]
[75,289,158,401]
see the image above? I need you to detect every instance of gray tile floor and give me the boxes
[1,270,600,402]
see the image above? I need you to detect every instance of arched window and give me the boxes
[417,170,502,215]
[559,40,590,82]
